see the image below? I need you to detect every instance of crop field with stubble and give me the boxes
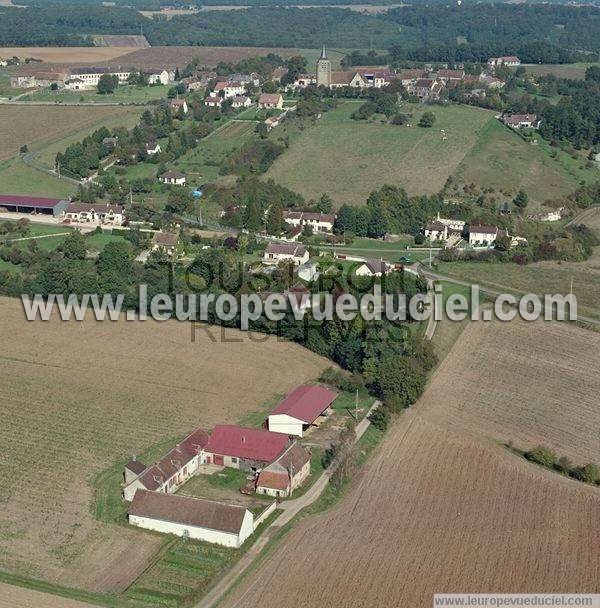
[0,297,330,595]
[221,321,600,608]
[0,105,140,161]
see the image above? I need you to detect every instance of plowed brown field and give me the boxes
[221,321,600,608]
[0,297,330,590]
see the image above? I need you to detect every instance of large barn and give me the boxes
[128,490,254,548]
[267,385,338,437]
[0,194,69,217]
[203,425,290,472]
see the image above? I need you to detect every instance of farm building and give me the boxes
[69,66,134,88]
[355,259,388,277]
[63,202,124,226]
[122,427,208,501]
[124,457,146,485]
[0,194,69,218]
[256,442,311,498]
[203,425,290,472]
[487,55,520,69]
[263,242,309,265]
[128,490,254,548]
[258,93,283,109]
[159,171,186,185]
[213,81,246,98]
[267,385,338,438]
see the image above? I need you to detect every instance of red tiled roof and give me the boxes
[265,243,307,257]
[125,459,146,475]
[129,490,248,534]
[206,425,289,463]
[0,194,63,208]
[258,93,282,104]
[256,470,289,492]
[270,385,338,424]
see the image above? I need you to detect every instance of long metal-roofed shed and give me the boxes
[0,194,69,218]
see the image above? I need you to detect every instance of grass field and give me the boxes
[265,102,494,206]
[0,296,331,596]
[0,157,75,198]
[19,85,170,105]
[453,119,597,210]
[221,320,600,608]
[176,120,257,183]
[0,105,139,161]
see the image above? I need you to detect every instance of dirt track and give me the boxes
[221,321,600,608]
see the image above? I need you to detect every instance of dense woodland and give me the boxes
[1,3,600,60]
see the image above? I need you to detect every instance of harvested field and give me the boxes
[0,47,139,63]
[0,105,137,160]
[418,320,600,463]
[0,297,330,591]
[0,582,94,608]
[522,62,600,80]
[99,45,309,71]
[221,321,600,608]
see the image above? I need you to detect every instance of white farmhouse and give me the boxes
[122,428,208,501]
[145,141,161,156]
[267,385,338,438]
[283,210,336,234]
[128,490,254,548]
[159,171,186,185]
[69,66,133,88]
[256,442,311,498]
[232,95,252,108]
[263,243,309,265]
[469,224,503,246]
[355,259,388,277]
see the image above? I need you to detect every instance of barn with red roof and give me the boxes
[203,425,290,471]
[0,194,69,217]
[267,385,338,437]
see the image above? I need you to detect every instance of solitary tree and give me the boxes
[513,190,529,210]
[418,111,436,128]
[97,73,118,95]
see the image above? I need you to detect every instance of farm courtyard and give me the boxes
[0,297,330,593]
[265,102,594,210]
[221,320,600,608]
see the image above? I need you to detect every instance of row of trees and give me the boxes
[524,445,600,486]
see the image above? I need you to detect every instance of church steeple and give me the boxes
[316,44,331,87]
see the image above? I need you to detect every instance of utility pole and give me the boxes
[355,388,359,421]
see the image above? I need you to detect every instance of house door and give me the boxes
[214,455,224,466]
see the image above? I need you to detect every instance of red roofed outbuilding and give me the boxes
[267,385,338,437]
[204,425,290,471]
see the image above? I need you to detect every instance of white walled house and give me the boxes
[267,385,338,438]
[258,93,284,109]
[468,225,502,246]
[147,69,171,85]
[213,81,246,98]
[263,243,309,265]
[424,221,448,241]
[128,490,254,548]
[63,203,124,226]
[232,95,252,108]
[204,95,223,108]
[159,171,186,185]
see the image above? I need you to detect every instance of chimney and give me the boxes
[242,436,246,443]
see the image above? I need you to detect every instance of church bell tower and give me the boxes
[316,45,331,87]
